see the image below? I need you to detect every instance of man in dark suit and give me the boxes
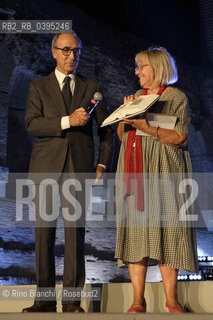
[22,32,113,313]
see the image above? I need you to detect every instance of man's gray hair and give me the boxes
[51,32,82,49]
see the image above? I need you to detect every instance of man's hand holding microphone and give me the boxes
[69,107,89,126]
[69,92,103,127]
[69,92,105,183]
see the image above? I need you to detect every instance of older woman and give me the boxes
[115,47,198,313]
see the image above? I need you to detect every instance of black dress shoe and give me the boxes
[22,302,56,312]
[62,304,85,312]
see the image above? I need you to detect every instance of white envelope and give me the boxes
[136,113,177,136]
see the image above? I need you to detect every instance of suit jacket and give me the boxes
[25,72,114,173]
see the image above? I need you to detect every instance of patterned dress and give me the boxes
[115,87,199,273]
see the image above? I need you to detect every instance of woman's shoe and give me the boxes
[166,302,186,313]
[127,299,146,313]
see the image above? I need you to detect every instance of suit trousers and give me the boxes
[34,147,85,305]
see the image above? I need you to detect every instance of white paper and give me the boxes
[101,94,159,127]
[136,113,177,136]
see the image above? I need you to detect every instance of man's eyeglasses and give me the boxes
[135,64,149,72]
[54,47,81,56]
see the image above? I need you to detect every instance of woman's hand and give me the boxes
[117,122,125,141]
[124,95,138,104]
[122,118,188,148]
[122,118,151,134]
[117,95,139,141]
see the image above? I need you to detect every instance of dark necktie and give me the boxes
[62,76,72,114]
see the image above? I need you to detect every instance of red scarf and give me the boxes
[124,85,166,211]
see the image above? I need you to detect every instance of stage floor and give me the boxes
[0,313,213,320]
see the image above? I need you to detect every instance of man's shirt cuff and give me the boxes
[97,164,106,170]
[61,116,70,130]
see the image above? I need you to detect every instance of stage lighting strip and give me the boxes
[177,256,213,281]
[198,256,213,262]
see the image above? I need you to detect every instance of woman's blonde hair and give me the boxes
[135,47,178,86]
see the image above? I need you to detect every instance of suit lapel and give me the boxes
[71,75,88,112]
[47,72,68,116]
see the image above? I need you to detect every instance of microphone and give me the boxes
[86,92,103,115]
